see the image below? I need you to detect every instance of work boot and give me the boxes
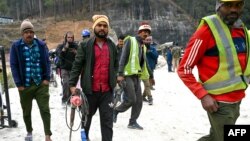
[127,122,143,130]
[148,96,153,105]
[148,100,153,105]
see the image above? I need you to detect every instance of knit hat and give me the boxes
[216,0,244,11]
[20,19,34,33]
[92,15,109,29]
[138,22,151,33]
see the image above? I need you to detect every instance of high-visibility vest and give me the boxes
[197,14,250,95]
[124,36,149,79]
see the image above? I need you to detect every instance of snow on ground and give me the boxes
[0,56,250,141]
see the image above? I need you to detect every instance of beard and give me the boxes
[94,30,108,38]
[222,12,240,26]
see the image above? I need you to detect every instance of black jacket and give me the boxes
[69,37,118,94]
[56,42,78,71]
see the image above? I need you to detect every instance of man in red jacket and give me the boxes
[178,0,250,141]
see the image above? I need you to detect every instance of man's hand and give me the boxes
[18,86,25,91]
[117,76,125,84]
[62,43,69,51]
[70,87,77,95]
[201,95,219,113]
[42,80,49,85]
[149,78,155,86]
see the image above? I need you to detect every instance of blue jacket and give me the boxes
[146,43,159,70]
[10,38,50,87]
[166,48,172,62]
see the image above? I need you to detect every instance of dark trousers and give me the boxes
[167,60,172,72]
[82,91,113,141]
[61,69,71,102]
[115,75,142,124]
[18,83,52,135]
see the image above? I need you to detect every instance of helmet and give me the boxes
[216,0,244,11]
[138,24,151,32]
[81,29,90,37]
[138,22,151,34]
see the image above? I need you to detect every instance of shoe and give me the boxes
[148,100,153,105]
[127,122,143,130]
[150,87,155,90]
[45,135,52,141]
[142,97,148,102]
[113,110,118,123]
[25,133,33,141]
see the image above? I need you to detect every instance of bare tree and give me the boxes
[39,0,42,19]
[16,2,20,21]
[89,0,93,12]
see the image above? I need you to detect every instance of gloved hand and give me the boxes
[149,78,155,86]
[70,96,82,107]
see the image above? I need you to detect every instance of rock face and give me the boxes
[105,0,196,46]
[0,0,196,49]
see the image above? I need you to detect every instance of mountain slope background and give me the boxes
[0,0,249,51]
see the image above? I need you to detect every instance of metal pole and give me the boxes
[0,46,13,127]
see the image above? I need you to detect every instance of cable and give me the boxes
[65,89,89,131]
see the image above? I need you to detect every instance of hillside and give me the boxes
[44,19,93,49]
[0,18,93,51]
[1,0,197,51]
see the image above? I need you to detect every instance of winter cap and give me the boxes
[20,19,34,33]
[138,22,151,33]
[216,0,244,11]
[92,15,109,29]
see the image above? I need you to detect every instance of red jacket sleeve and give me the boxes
[177,25,212,99]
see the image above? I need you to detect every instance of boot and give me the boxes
[148,96,153,105]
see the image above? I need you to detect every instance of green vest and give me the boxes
[124,36,149,79]
[198,14,250,95]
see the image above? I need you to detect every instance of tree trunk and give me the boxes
[89,0,93,12]
[54,0,57,21]
[16,2,20,21]
[39,0,42,19]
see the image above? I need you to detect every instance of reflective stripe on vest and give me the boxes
[198,14,250,94]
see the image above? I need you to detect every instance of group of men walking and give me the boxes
[8,0,250,141]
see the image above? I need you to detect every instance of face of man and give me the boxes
[94,21,109,39]
[22,30,34,45]
[218,1,244,25]
[138,30,150,40]
[117,39,124,48]
[66,33,74,43]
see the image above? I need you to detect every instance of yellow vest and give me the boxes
[198,14,250,95]
[124,36,149,79]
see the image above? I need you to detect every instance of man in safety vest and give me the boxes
[113,22,154,130]
[178,0,250,141]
